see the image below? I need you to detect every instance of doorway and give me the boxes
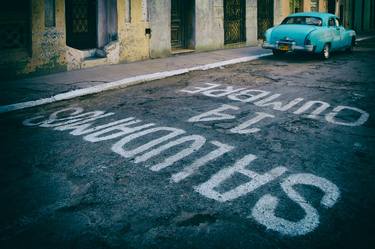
[171,0,195,50]
[257,0,274,39]
[0,1,31,52]
[328,0,336,14]
[66,0,118,50]
[224,0,246,44]
[66,0,97,49]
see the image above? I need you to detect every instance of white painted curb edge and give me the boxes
[0,53,272,114]
[356,35,375,42]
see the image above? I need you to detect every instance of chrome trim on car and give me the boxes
[262,41,314,52]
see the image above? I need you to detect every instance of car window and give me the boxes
[281,16,322,26]
[328,18,336,27]
[335,18,341,27]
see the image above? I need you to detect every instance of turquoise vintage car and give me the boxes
[262,12,356,59]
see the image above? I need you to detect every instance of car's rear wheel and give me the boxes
[346,37,356,53]
[272,49,286,56]
[321,44,330,59]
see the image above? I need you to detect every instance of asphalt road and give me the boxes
[1,39,375,249]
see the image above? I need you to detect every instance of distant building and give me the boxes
[0,0,373,78]
[287,0,375,32]
[336,0,375,32]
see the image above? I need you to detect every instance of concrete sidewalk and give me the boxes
[0,46,268,107]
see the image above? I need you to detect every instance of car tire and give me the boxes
[346,37,356,53]
[272,49,286,56]
[321,44,330,60]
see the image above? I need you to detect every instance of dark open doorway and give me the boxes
[257,0,274,39]
[0,1,31,53]
[328,0,336,14]
[224,0,246,44]
[97,0,118,48]
[171,0,195,50]
[66,0,118,50]
[66,0,97,49]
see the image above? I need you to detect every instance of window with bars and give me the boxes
[45,0,56,27]
[0,1,30,51]
[224,0,246,44]
[289,0,303,13]
[125,0,132,23]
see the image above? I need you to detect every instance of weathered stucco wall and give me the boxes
[274,0,291,25]
[117,0,150,62]
[0,0,67,78]
[195,0,224,51]
[245,0,257,45]
[26,0,67,74]
[148,0,171,58]
[319,0,328,12]
[302,0,328,12]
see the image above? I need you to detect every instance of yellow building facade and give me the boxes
[0,0,373,79]
[0,0,151,78]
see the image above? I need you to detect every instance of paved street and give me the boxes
[1,39,375,249]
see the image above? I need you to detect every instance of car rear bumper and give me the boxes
[262,42,314,53]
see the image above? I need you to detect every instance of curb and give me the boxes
[0,53,272,114]
[356,35,375,42]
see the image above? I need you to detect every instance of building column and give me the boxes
[274,0,291,25]
[246,0,257,45]
[27,0,66,73]
[195,0,224,51]
[148,0,171,58]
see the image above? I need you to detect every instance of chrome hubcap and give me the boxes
[324,46,329,58]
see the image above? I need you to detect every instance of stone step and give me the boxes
[81,49,97,59]
[171,49,195,55]
[81,57,108,69]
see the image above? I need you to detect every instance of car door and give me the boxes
[328,17,341,50]
[335,18,347,48]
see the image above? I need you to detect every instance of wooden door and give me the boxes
[171,0,185,49]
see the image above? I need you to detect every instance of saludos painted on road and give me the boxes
[23,104,345,237]
[22,84,370,236]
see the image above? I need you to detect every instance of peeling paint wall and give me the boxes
[319,0,328,12]
[245,0,257,46]
[274,0,291,25]
[300,0,328,12]
[274,0,329,25]
[2,0,151,77]
[148,0,171,58]
[0,0,66,78]
[195,0,224,51]
[117,0,150,62]
[28,0,67,75]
